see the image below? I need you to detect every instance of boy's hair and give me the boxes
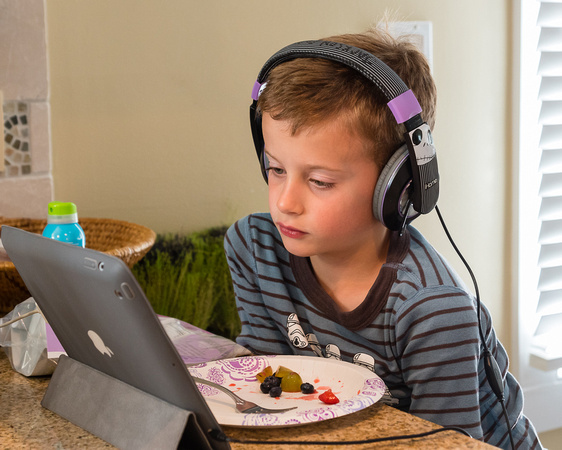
[256,27,437,169]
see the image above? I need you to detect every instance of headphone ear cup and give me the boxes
[373,144,420,231]
[250,110,269,183]
[259,151,269,182]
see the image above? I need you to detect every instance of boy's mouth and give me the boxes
[277,223,307,239]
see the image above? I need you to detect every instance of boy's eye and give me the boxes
[310,179,335,189]
[266,167,285,176]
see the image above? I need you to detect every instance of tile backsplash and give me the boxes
[0,0,52,218]
[2,101,32,178]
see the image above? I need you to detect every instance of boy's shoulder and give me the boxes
[395,225,469,295]
[405,226,443,261]
[224,213,291,277]
[385,227,477,328]
[226,213,276,237]
[225,213,283,250]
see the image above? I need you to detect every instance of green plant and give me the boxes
[132,226,240,340]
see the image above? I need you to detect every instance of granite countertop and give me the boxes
[0,351,495,449]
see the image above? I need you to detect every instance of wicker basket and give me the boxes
[0,217,156,313]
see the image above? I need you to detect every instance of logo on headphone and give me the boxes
[425,178,438,190]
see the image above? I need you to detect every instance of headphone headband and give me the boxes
[251,40,423,127]
[255,41,407,100]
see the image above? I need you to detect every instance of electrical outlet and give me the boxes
[388,21,433,73]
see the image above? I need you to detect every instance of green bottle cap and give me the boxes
[48,201,78,216]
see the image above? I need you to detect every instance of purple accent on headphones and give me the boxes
[387,90,422,124]
[252,81,263,101]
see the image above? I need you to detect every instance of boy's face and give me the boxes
[262,114,386,262]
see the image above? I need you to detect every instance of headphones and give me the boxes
[249,40,439,232]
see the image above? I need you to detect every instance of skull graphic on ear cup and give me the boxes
[250,40,439,231]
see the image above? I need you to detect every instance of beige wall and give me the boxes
[46,2,509,342]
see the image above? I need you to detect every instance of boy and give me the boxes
[224,28,541,448]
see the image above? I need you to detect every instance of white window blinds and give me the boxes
[532,0,562,370]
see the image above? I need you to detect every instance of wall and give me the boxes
[0,0,53,217]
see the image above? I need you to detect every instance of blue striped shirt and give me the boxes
[225,213,541,449]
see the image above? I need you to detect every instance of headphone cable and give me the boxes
[209,426,472,446]
[434,205,515,450]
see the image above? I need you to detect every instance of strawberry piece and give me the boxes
[318,389,340,404]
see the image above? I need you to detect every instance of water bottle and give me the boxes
[42,202,86,248]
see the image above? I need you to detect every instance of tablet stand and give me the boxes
[42,355,214,450]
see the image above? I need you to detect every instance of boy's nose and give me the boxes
[276,179,304,215]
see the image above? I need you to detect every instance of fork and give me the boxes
[192,376,297,414]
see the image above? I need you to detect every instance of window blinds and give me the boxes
[533,0,562,370]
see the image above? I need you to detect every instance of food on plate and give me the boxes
[280,371,303,392]
[256,364,322,397]
[274,365,292,379]
[260,375,281,394]
[269,386,282,398]
[256,365,273,383]
[318,389,340,404]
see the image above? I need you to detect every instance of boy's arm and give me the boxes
[224,216,293,356]
[394,287,487,439]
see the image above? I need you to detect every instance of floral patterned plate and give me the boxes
[187,355,386,427]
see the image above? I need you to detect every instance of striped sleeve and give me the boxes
[393,286,484,437]
[224,215,292,355]
[393,228,542,448]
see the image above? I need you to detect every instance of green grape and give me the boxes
[280,371,303,392]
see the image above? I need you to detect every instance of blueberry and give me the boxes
[300,382,315,394]
[264,376,281,387]
[260,375,282,394]
[269,386,282,397]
